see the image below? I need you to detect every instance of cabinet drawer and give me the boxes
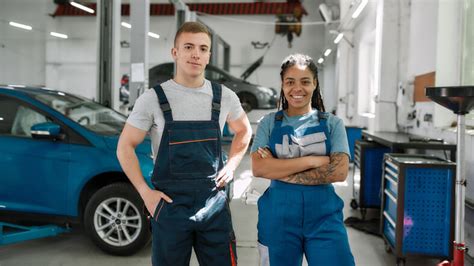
[384,174,398,197]
[354,154,360,166]
[383,211,396,247]
[384,189,397,221]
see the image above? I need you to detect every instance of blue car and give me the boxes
[0,85,154,255]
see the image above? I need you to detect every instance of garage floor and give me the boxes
[0,110,453,266]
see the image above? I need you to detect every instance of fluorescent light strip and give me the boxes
[50,32,68,39]
[324,49,332,57]
[334,33,344,44]
[121,23,160,39]
[317,58,324,64]
[70,1,95,14]
[148,32,160,39]
[9,21,32,30]
[352,0,368,19]
[121,22,132,29]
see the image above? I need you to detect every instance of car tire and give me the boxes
[238,93,258,113]
[84,183,150,256]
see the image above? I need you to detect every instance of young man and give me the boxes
[117,22,252,265]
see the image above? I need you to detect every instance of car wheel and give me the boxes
[238,93,258,113]
[84,183,150,256]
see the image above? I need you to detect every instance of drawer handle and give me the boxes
[385,160,399,171]
[384,174,398,186]
[384,189,397,203]
[385,168,398,179]
[383,211,396,228]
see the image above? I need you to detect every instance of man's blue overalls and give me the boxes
[257,110,354,266]
[150,83,237,266]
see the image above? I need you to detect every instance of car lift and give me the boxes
[0,222,69,246]
[427,86,474,266]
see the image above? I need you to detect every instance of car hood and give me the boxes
[240,56,264,81]
[102,135,152,156]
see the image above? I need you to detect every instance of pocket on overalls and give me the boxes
[169,128,219,175]
[152,200,166,222]
[293,132,327,156]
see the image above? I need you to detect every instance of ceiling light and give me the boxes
[148,32,160,39]
[318,58,324,64]
[70,1,95,14]
[352,0,368,19]
[334,33,344,44]
[121,22,132,29]
[9,21,32,31]
[50,32,68,39]
[324,49,332,57]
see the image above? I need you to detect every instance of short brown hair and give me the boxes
[174,22,212,47]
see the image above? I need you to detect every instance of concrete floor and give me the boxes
[0,110,472,266]
[0,154,459,266]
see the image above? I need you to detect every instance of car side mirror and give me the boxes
[31,122,64,140]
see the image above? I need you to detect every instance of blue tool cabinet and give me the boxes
[380,154,455,265]
[351,140,391,219]
[345,126,363,162]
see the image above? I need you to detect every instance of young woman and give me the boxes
[251,53,355,266]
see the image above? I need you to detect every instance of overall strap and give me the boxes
[273,110,284,130]
[317,111,329,126]
[153,85,173,122]
[210,82,222,122]
[317,111,332,154]
[268,110,286,156]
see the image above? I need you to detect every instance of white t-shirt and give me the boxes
[127,79,244,160]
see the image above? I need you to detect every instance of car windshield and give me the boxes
[32,91,126,135]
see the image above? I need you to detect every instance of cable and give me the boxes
[263,34,277,57]
[197,11,337,26]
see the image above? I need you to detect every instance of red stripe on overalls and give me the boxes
[229,242,237,266]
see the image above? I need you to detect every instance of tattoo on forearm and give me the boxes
[281,153,348,185]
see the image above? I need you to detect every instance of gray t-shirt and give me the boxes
[127,79,244,160]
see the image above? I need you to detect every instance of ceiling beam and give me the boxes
[52,2,308,17]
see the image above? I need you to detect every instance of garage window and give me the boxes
[0,96,19,135]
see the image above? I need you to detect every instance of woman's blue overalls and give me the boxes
[257,110,354,266]
[150,83,237,266]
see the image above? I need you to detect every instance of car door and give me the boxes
[0,95,70,215]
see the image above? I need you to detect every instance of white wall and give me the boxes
[403,0,438,135]
[322,46,337,113]
[0,0,52,86]
[46,17,99,99]
[335,0,378,127]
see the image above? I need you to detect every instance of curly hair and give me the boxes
[278,53,325,112]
